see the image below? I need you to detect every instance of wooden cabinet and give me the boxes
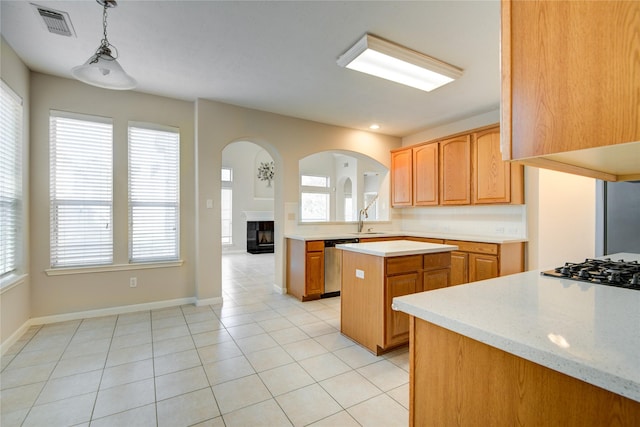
[449,250,468,286]
[445,240,523,284]
[440,135,471,205]
[501,0,640,181]
[391,148,412,207]
[341,250,451,355]
[409,318,640,426]
[472,126,523,204]
[385,272,420,347]
[413,143,438,206]
[391,125,523,207]
[286,239,324,301]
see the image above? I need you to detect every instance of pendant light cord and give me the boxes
[89,2,118,63]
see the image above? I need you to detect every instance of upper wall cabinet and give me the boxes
[440,135,471,205]
[391,125,523,208]
[413,143,438,206]
[391,149,413,207]
[501,0,640,181]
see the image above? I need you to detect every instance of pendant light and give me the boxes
[72,0,136,90]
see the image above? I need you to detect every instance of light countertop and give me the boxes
[336,240,458,257]
[285,231,526,244]
[392,253,640,402]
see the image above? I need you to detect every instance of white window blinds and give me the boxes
[0,81,23,277]
[128,124,180,263]
[50,112,113,267]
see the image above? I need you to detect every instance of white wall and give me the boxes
[0,37,31,349]
[527,168,596,270]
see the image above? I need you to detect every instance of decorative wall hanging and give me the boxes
[257,161,274,187]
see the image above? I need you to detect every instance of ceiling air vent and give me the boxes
[31,3,76,37]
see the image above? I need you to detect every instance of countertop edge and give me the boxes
[285,232,527,244]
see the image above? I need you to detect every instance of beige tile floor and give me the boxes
[0,252,409,426]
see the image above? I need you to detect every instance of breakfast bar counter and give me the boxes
[392,252,640,425]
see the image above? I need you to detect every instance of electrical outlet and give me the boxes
[129,277,137,288]
[356,269,365,279]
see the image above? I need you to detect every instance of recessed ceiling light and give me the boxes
[369,124,380,130]
[337,34,463,92]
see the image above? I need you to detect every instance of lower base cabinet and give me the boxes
[446,240,523,285]
[341,250,451,355]
[286,239,324,301]
[409,318,640,426]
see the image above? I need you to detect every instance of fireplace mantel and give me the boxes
[243,211,274,222]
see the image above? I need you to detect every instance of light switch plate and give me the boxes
[356,269,365,279]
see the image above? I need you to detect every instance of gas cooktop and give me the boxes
[541,258,640,291]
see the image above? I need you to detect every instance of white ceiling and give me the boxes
[1,0,500,137]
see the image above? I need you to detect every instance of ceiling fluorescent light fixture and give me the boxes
[71,0,136,90]
[337,34,463,92]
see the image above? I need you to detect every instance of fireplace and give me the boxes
[247,221,274,254]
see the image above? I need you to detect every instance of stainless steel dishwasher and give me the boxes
[323,238,359,297]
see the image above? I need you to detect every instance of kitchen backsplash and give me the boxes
[284,202,527,239]
[400,204,527,238]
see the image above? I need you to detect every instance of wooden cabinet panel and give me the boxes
[286,238,325,301]
[440,135,471,205]
[472,127,511,204]
[469,253,499,282]
[445,240,498,256]
[385,272,419,347]
[391,149,412,207]
[449,251,468,286]
[305,251,324,296]
[413,143,438,206]
[423,269,450,292]
[410,319,640,426]
[386,255,422,276]
[504,1,640,160]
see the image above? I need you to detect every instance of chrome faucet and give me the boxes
[358,208,368,232]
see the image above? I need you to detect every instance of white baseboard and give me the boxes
[1,296,204,355]
[273,284,286,295]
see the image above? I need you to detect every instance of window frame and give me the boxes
[49,111,114,268]
[128,122,181,263]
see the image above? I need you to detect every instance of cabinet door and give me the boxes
[450,251,468,286]
[391,149,412,207]
[305,251,324,296]
[469,253,499,282]
[473,127,510,204]
[504,1,640,160]
[423,269,450,291]
[385,272,419,346]
[413,143,438,205]
[440,135,471,205]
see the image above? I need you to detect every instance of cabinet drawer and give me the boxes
[306,241,324,252]
[386,255,422,275]
[445,240,498,255]
[423,252,451,271]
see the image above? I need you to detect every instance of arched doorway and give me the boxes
[220,140,278,295]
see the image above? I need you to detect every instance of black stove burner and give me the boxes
[541,258,640,291]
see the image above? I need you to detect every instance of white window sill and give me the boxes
[0,273,28,294]
[45,260,184,276]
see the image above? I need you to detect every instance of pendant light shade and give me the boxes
[72,0,136,90]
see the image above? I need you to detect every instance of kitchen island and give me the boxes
[336,240,457,355]
[393,253,640,426]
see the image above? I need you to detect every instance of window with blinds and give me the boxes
[0,81,23,277]
[50,112,113,267]
[128,124,180,263]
